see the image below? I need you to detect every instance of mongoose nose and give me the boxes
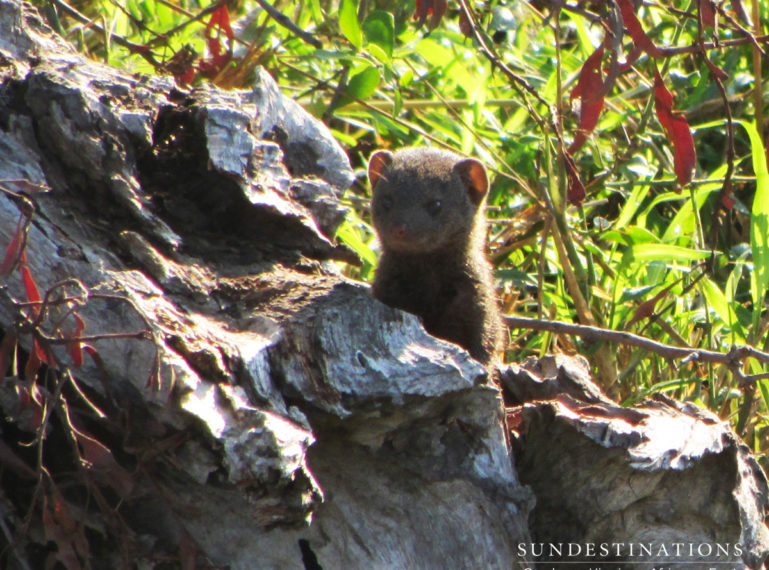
[393,225,407,239]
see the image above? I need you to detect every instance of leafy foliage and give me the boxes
[39,0,769,460]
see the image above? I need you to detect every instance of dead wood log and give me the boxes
[502,355,769,569]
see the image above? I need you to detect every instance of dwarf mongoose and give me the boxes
[369,147,504,364]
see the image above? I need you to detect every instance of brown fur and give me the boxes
[368,147,504,365]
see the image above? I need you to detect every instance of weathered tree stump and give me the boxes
[502,356,769,569]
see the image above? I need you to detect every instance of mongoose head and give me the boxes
[368,147,489,254]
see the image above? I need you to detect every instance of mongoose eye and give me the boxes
[425,199,442,216]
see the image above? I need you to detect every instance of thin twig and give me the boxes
[40,331,152,344]
[253,0,322,49]
[604,176,755,188]
[48,0,161,66]
[505,315,769,384]
[656,34,769,56]
[694,2,736,252]
[144,0,222,48]
[751,0,764,137]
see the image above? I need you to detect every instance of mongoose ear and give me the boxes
[368,151,394,187]
[454,158,488,204]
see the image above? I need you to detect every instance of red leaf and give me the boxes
[627,283,675,327]
[178,66,196,85]
[34,336,55,367]
[505,407,523,432]
[564,153,586,205]
[77,431,111,466]
[0,216,24,276]
[617,0,663,58]
[569,44,605,154]
[6,179,49,193]
[208,36,222,60]
[206,5,232,51]
[43,485,87,570]
[653,67,697,188]
[429,0,448,30]
[720,178,735,210]
[74,314,86,335]
[207,2,233,38]
[146,363,162,391]
[699,0,716,28]
[730,0,750,24]
[21,260,42,318]
[459,9,472,37]
[15,382,44,429]
[669,119,697,187]
[212,49,231,69]
[24,337,55,382]
[83,344,103,367]
[24,338,42,380]
[413,0,447,30]
[33,336,47,364]
[414,0,429,26]
[200,2,233,77]
[67,313,86,368]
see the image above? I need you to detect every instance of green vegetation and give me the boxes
[43,0,769,460]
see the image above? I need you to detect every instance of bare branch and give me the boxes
[505,315,769,384]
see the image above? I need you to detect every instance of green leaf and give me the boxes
[366,44,389,65]
[661,184,721,244]
[569,9,597,59]
[399,68,414,88]
[700,277,744,340]
[624,243,711,263]
[346,65,380,100]
[308,0,324,23]
[602,226,660,246]
[363,11,394,58]
[615,180,653,230]
[739,120,769,330]
[759,379,769,426]
[743,127,769,316]
[156,2,175,28]
[617,284,661,303]
[393,85,403,116]
[335,217,377,268]
[140,0,155,21]
[126,0,143,22]
[339,0,363,49]
[415,37,476,94]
